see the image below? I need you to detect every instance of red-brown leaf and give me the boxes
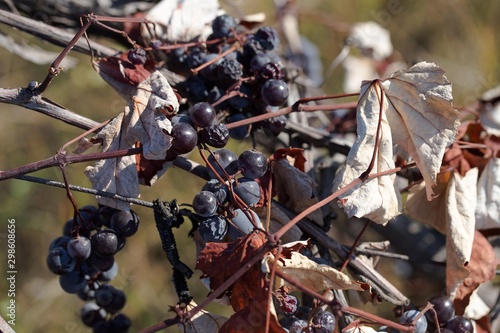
[453,230,498,314]
[195,231,267,296]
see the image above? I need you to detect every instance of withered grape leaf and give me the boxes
[333,62,459,224]
[475,157,500,230]
[383,62,459,200]
[262,251,363,292]
[445,168,478,296]
[84,71,179,210]
[144,0,221,43]
[332,81,401,224]
[179,301,228,333]
[454,231,498,315]
[406,169,479,296]
[273,159,323,226]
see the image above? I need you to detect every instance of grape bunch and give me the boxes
[393,296,474,333]
[162,13,290,140]
[424,296,474,333]
[46,205,140,332]
[190,147,269,242]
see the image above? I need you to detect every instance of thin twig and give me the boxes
[13,174,154,207]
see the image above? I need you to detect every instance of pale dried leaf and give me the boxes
[128,71,178,160]
[84,115,139,211]
[179,301,228,333]
[343,325,378,333]
[273,159,323,226]
[73,137,95,154]
[332,81,401,224]
[475,157,500,229]
[85,71,178,209]
[464,290,490,321]
[342,55,378,94]
[144,0,222,42]
[446,168,478,295]
[263,252,362,292]
[349,21,393,61]
[383,62,460,200]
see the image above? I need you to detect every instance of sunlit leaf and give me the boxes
[475,157,500,230]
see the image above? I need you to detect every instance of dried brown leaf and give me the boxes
[254,202,303,244]
[383,62,459,200]
[262,251,362,292]
[454,231,498,314]
[179,301,228,333]
[332,81,401,224]
[272,159,323,226]
[446,169,479,295]
[85,71,179,209]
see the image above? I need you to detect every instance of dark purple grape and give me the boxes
[312,310,336,333]
[95,285,126,313]
[198,123,229,148]
[228,208,261,239]
[171,122,198,154]
[263,114,287,135]
[193,191,218,217]
[81,302,106,327]
[261,79,289,106]
[250,53,273,73]
[258,62,285,81]
[189,102,216,128]
[47,247,76,275]
[98,261,119,282]
[76,205,100,232]
[278,293,299,316]
[186,47,207,69]
[445,316,473,333]
[217,58,243,88]
[228,113,250,140]
[400,310,427,333]
[78,280,98,301]
[238,150,268,179]
[93,320,111,333]
[233,178,261,207]
[127,47,147,65]
[97,205,118,228]
[49,235,71,250]
[110,210,140,237]
[206,148,239,179]
[242,37,264,63]
[255,26,280,51]
[212,14,237,38]
[228,83,252,110]
[184,76,208,102]
[109,313,131,332]
[149,39,163,50]
[198,215,228,242]
[202,179,229,204]
[200,53,221,81]
[59,270,87,294]
[426,296,455,326]
[91,230,118,257]
[88,254,115,272]
[170,113,192,126]
[67,236,92,260]
[288,319,308,333]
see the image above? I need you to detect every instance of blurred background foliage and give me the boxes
[0,0,499,332]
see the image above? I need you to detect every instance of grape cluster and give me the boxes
[163,14,290,141]
[47,205,140,332]
[395,296,474,333]
[190,148,269,242]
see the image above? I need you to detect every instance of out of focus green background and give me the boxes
[0,1,499,332]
